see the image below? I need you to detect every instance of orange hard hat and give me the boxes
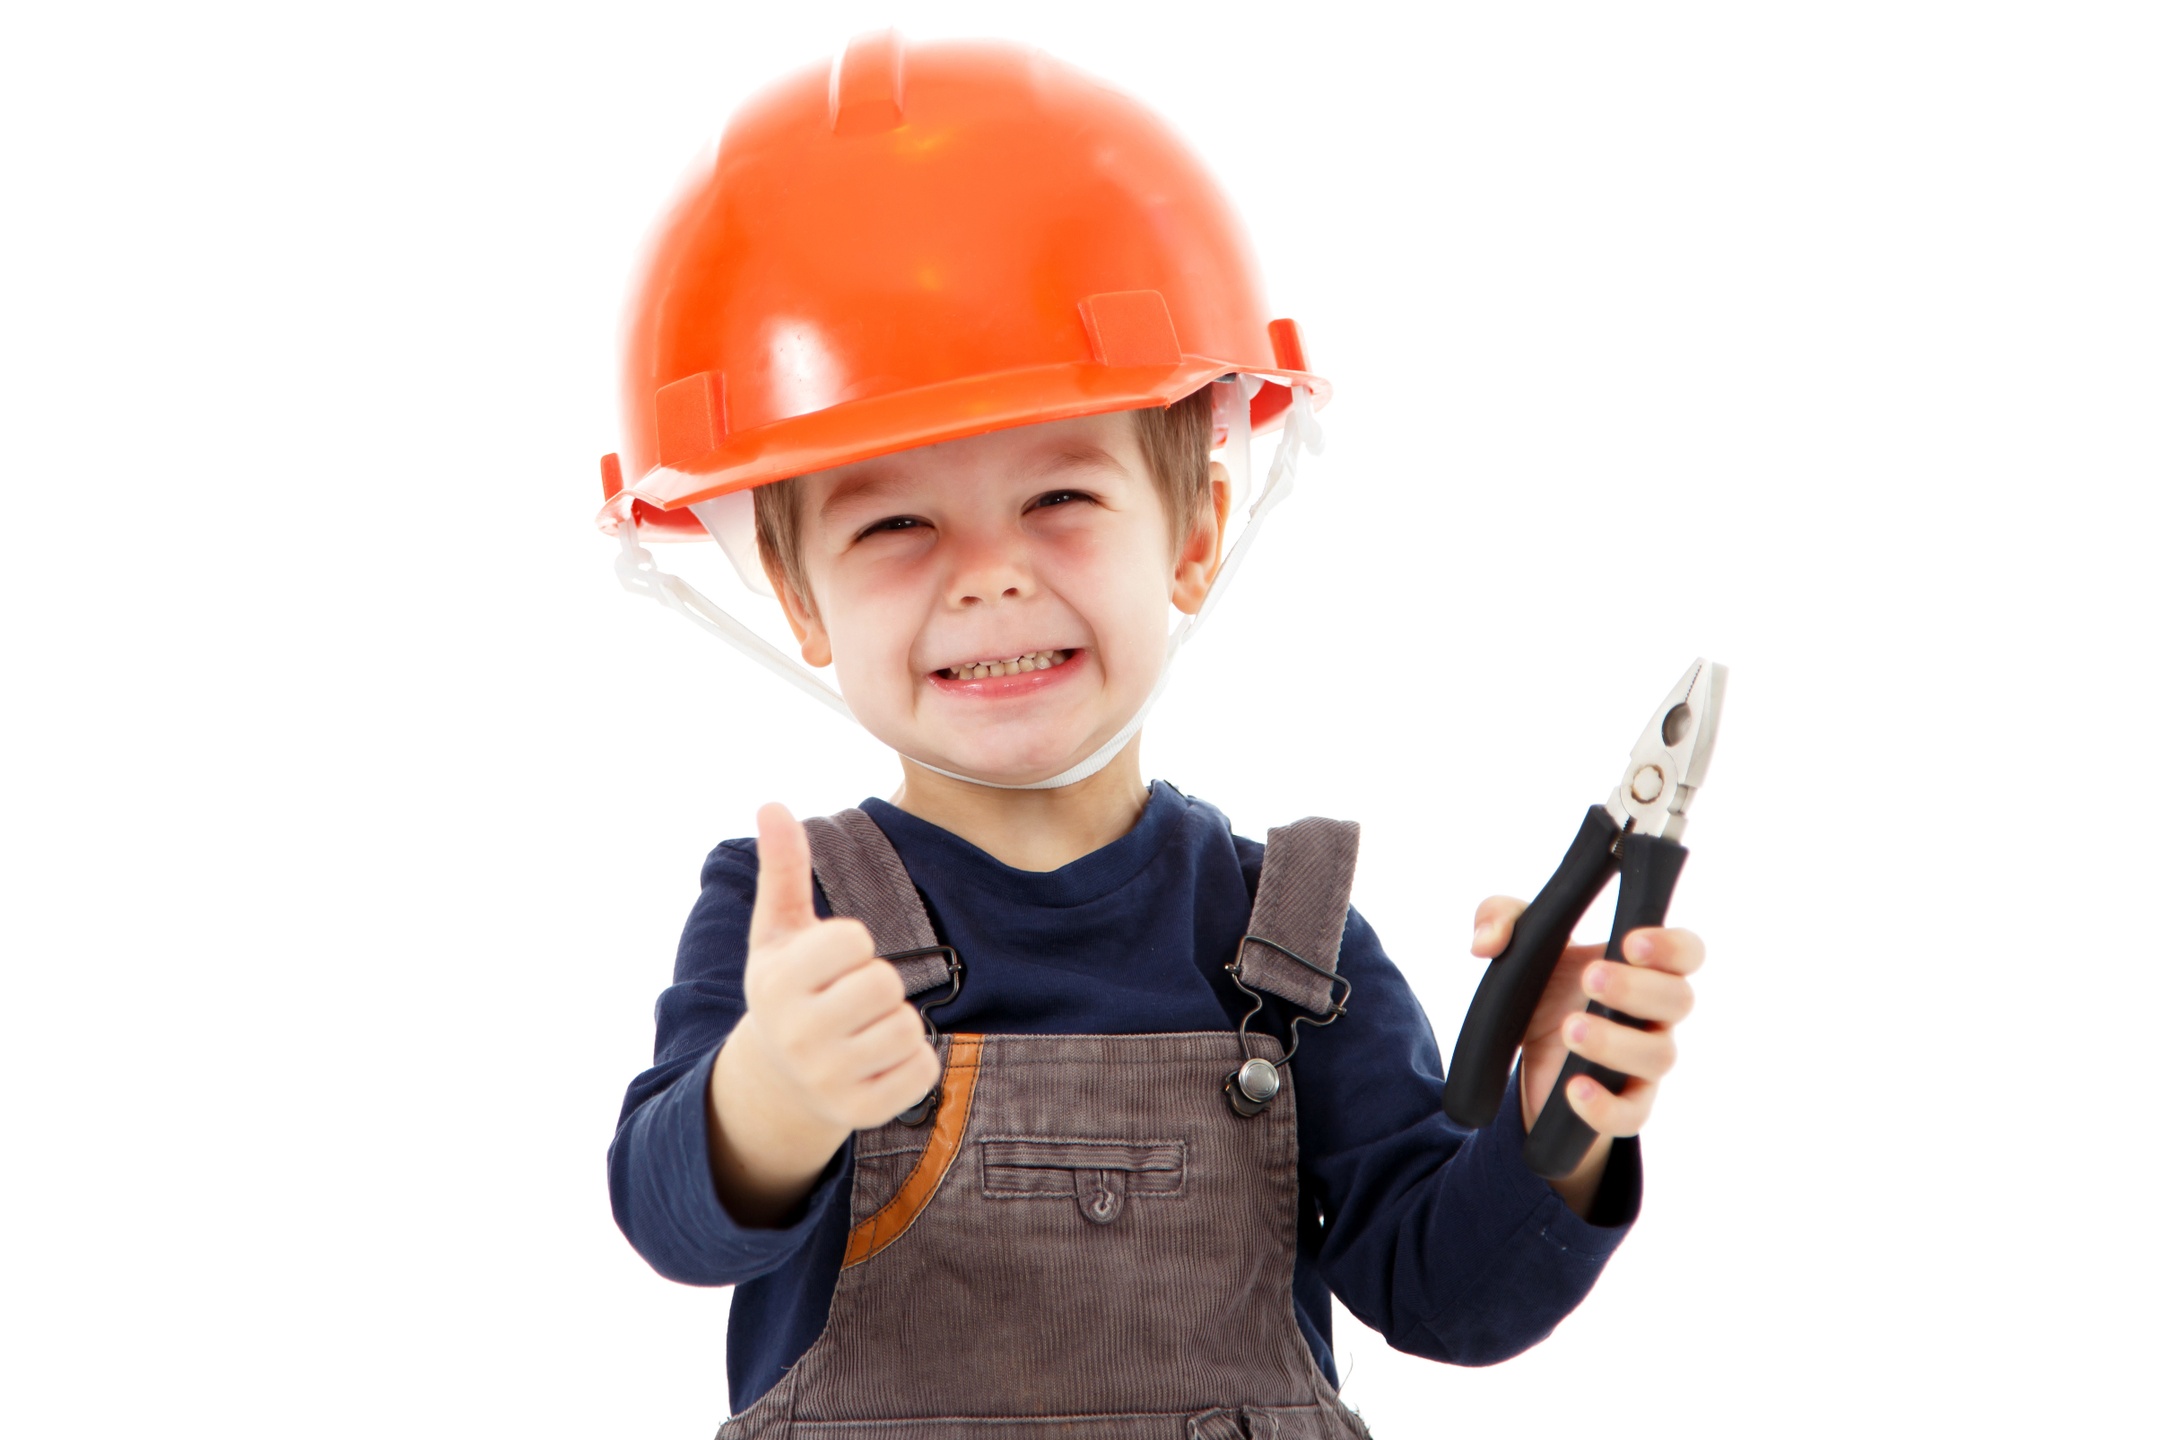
[596,32,1328,540]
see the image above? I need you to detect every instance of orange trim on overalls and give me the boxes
[842,1034,984,1268]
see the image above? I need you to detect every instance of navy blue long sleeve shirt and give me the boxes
[610,782,1639,1415]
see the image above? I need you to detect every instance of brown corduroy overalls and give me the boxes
[717,809,1373,1440]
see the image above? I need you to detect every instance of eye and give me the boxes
[855,515,928,542]
[1027,489,1097,513]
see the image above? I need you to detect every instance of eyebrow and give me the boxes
[816,473,911,523]
[1031,443,1133,482]
[814,440,1137,524]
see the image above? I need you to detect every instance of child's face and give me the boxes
[773,412,1226,786]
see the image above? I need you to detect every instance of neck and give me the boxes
[890,739,1151,871]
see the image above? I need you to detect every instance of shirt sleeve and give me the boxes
[1291,905,1642,1366]
[606,839,852,1286]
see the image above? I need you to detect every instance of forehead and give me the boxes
[804,410,1147,520]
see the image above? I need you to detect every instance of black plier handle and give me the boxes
[1442,807,1618,1128]
[1520,828,1689,1175]
[1440,660,1724,1180]
[1438,806,1688,1176]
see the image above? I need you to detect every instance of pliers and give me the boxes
[1442,659,1728,1179]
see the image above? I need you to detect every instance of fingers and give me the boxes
[811,1006,936,1123]
[833,1004,936,1083]
[749,803,819,951]
[1537,926,1706,1144]
[747,907,877,986]
[1582,956,1695,1026]
[855,1038,943,1123]
[1620,925,1705,976]
[800,954,909,1037]
[748,963,929,1083]
[1577,925,1701,1025]
[1562,1072,1658,1138]
[1560,1010,1678,1083]
[752,945,922,1080]
[1471,896,1527,957]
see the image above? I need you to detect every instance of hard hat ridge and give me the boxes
[828,24,906,135]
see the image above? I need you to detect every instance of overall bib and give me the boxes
[718,810,1373,1440]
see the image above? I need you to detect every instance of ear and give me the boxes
[1170,461,1235,616]
[762,552,834,667]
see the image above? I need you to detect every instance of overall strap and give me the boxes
[802,808,957,1000]
[1233,817,1361,1016]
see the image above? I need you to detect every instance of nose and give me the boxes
[944,526,1033,607]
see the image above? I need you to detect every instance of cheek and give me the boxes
[816,565,928,692]
[1046,536,1176,676]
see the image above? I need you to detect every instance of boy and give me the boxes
[602,35,1705,1438]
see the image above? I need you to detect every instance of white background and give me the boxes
[4,3,2154,1435]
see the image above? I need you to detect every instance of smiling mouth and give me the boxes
[936,649,1074,681]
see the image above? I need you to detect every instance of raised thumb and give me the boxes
[748,802,817,949]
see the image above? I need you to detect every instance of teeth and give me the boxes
[942,649,1071,681]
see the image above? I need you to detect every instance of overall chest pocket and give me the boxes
[978,1137,1186,1226]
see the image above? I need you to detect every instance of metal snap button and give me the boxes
[1224,1057,1280,1116]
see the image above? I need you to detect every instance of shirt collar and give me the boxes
[859,780,1193,908]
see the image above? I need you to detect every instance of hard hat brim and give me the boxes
[598,356,1327,534]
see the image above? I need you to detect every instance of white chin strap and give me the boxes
[612,379,1324,790]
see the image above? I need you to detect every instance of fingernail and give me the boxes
[1473,923,1498,948]
[1567,1017,1591,1045]
[1585,964,1607,994]
[1571,1077,1598,1102]
[1624,931,1653,962]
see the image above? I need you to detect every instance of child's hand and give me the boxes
[1468,897,1705,1206]
[705,804,941,1225]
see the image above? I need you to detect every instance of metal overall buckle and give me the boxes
[1222,935,1352,1117]
[886,945,964,1127]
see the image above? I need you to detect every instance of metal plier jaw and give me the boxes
[1442,659,1727,1179]
[1606,659,1727,845]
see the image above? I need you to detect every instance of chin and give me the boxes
[849,676,1147,784]
[892,714,1121,785]
[924,738,1092,786]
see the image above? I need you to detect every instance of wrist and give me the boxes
[707,1020,851,1226]
[1544,1132,1613,1219]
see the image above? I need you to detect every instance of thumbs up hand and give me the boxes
[706,804,942,1225]
[739,803,942,1129]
